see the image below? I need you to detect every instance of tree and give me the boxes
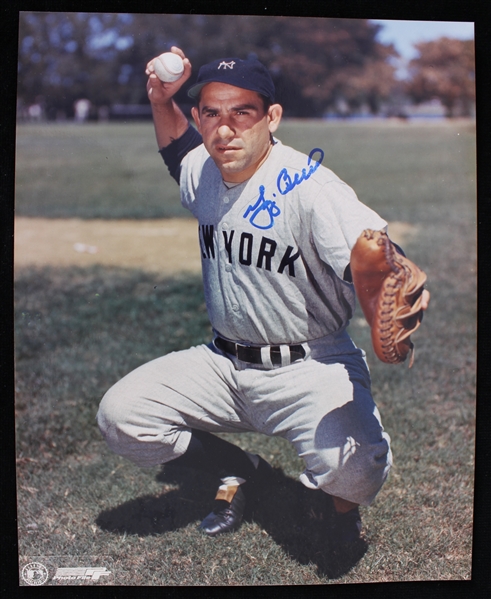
[258,17,399,116]
[18,12,132,118]
[17,13,400,119]
[405,37,475,117]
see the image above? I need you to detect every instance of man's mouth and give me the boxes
[217,145,241,153]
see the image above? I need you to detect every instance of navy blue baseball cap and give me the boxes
[187,57,275,103]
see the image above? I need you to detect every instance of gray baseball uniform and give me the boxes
[97,136,392,506]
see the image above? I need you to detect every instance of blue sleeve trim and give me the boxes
[158,125,203,184]
[391,241,406,257]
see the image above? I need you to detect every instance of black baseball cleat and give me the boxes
[199,455,273,537]
[330,507,362,547]
[199,485,247,536]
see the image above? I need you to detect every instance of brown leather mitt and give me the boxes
[350,229,427,367]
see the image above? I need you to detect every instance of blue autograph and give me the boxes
[276,148,324,195]
[243,147,325,230]
[243,185,281,230]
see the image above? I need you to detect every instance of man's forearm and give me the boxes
[151,99,190,149]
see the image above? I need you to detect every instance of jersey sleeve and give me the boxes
[179,144,213,216]
[158,124,203,184]
[310,179,388,280]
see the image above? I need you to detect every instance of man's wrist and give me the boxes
[150,99,175,113]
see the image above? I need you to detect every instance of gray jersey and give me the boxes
[180,139,387,345]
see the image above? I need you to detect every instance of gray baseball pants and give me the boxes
[97,329,392,506]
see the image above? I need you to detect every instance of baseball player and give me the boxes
[97,47,429,546]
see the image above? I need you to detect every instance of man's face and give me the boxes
[191,82,282,183]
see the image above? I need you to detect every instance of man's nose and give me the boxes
[217,123,235,140]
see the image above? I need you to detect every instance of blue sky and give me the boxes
[370,20,474,78]
[370,19,475,59]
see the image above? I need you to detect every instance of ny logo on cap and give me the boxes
[218,60,236,70]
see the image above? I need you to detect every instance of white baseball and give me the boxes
[153,52,184,83]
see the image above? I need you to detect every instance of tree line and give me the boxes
[17,12,475,120]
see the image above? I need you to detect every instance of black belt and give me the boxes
[215,336,306,366]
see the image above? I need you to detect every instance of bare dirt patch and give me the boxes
[14,217,417,274]
[14,217,202,274]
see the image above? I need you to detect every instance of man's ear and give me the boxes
[191,106,201,133]
[268,104,283,134]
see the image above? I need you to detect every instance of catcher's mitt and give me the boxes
[350,229,427,367]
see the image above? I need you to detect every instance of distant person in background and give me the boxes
[74,98,91,123]
[27,103,43,122]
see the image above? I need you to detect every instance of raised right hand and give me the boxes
[146,46,192,106]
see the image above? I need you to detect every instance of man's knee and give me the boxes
[97,383,191,468]
[299,434,392,505]
[307,390,392,504]
[345,436,392,504]
[96,384,134,452]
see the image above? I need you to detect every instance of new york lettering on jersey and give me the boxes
[198,224,301,276]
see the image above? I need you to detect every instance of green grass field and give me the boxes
[15,120,476,585]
